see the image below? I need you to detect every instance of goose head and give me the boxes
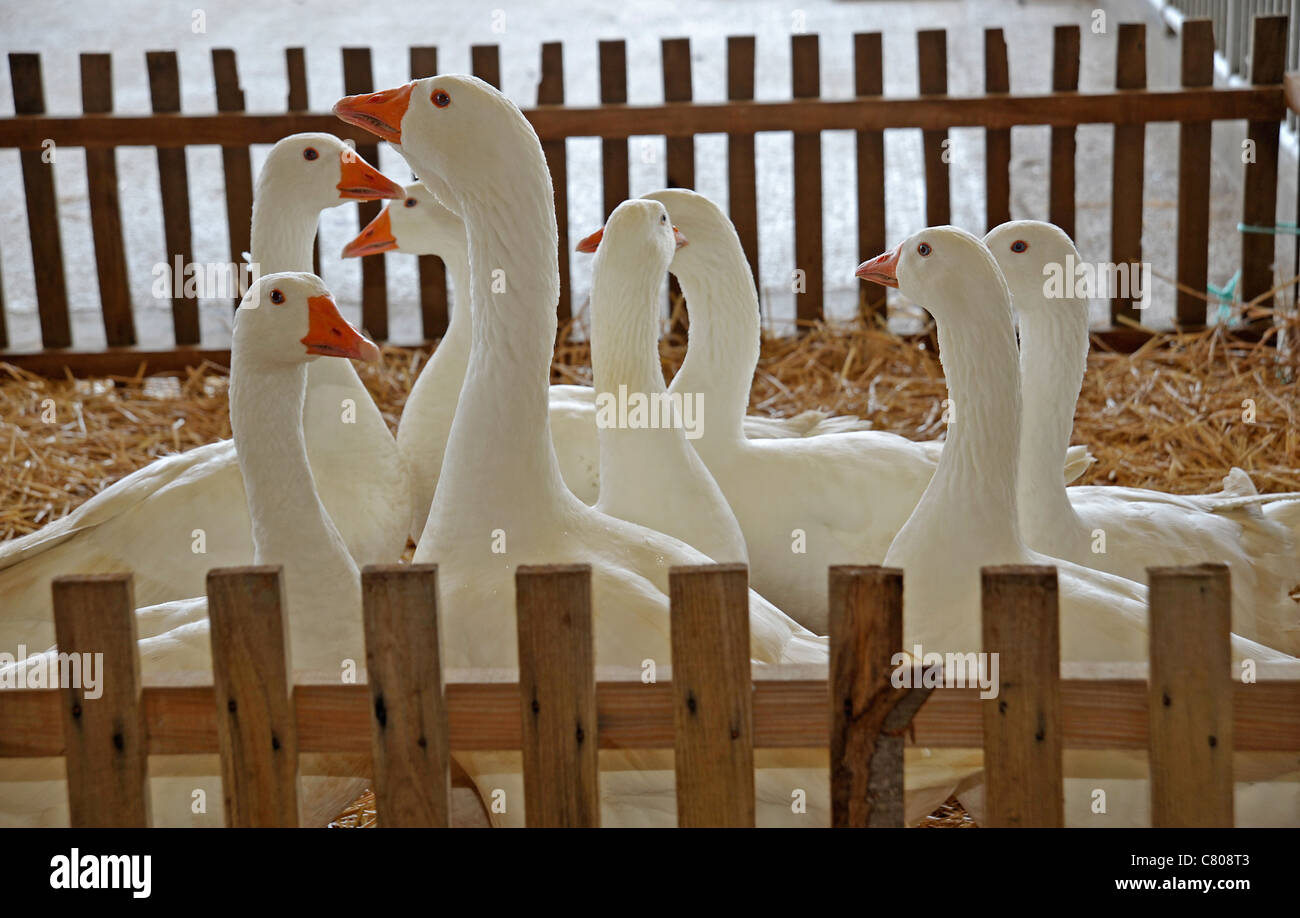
[984,220,1087,317]
[333,75,541,215]
[636,188,741,275]
[340,181,467,259]
[856,225,1010,323]
[235,272,380,366]
[576,198,687,279]
[259,133,403,210]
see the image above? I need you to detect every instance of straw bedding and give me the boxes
[2,316,1297,826]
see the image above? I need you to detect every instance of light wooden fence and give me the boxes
[0,562,1296,827]
[0,16,1296,375]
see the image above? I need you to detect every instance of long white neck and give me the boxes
[1017,296,1089,541]
[427,156,570,536]
[249,179,319,273]
[417,244,474,392]
[228,352,362,664]
[902,285,1024,556]
[590,250,670,498]
[667,239,760,443]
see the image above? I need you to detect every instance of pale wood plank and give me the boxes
[207,566,300,827]
[669,564,754,827]
[515,564,599,827]
[52,574,150,827]
[362,564,450,827]
[980,565,1064,827]
[1148,564,1233,827]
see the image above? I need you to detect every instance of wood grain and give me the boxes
[980,566,1063,827]
[362,565,450,827]
[52,574,150,827]
[207,566,300,827]
[670,564,754,826]
[515,565,599,827]
[854,33,886,321]
[1148,565,1233,827]
[1049,26,1081,238]
[1110,23,1147,326]
[146,51,200,346]
[10,53,70,349]
[80,53,135,346]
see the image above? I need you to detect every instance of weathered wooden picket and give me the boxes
[0,15,1295,375]
[0,562,1296,827]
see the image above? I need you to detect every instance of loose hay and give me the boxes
[2,317,1296,830]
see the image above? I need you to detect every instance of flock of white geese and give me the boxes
[2,74,1298,828]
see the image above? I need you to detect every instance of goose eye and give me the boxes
[270,288,285,304]
[917,242,932,257]
[661,214,667,223]
[302,147,319,161]
[1011,240,1028,253]
[431,89,451,108]
[404,197,418,208]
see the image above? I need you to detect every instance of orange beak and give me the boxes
[673,225,688,250]
[336,151,404,200]
[576,226,603,254]
[855,243,902,288]
[301,294,381,362]
[342,208,398,258]
[333,83,414,144]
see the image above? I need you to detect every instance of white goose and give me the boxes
[346,183,889,542]
[986,220,1300,655]
[335,74,843,828]
[583,198,747,563]
[858,228,1299,828]
[0,134,407,651]
[0,274,374,827]
[643,190,1092,633]
[342,181,602,536]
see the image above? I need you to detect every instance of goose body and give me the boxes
[646,190,1093,634]
[334,75,866,828]
[986,220,1300,656]
[0,135,408,650]
[0,274,375,827]
[857,227,1299,826]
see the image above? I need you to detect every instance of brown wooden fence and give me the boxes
[0,15,1296,376]
[0,562,1296,827]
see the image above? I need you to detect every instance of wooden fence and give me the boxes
[0,562,1296,827]
[0,15,1296,376]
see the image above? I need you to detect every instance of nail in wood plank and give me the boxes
[854,34,886,322]
[213,49,254,315]
[146,51,200,346]
[1176,20,1215,329]
[80,53,136,346]
[792,34,824,328]
[984,29,1011,233]
[342,48,388,340]
[670,563,754,827]
[362,565,450,827]
[9,53,71,349]
[539,43,571,324]
[410,46,449,339]
[53,574,150,827]
[1148,564,1233,827]
[1110,23,1147,326]
[1049,26,1080,238]
[207,566,300,827]
[515,564,600,827]
[980,565,1064,827]
[599,40,629,220]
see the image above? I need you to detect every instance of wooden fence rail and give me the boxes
[0,16,1295,374]
[1,562,1297,827]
